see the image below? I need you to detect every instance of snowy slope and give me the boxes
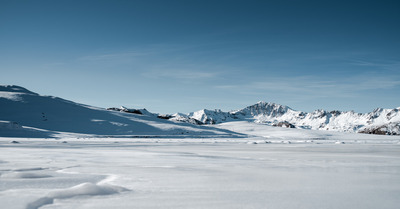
[1,85,399,137]
[183,101,400,135]
[0,85,238,138]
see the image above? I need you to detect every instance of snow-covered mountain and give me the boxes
[1,85,399,137]
[179,101,400,135]
[0,85,237,138]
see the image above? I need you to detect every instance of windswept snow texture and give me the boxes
[26,182,128,209]
[0,85,238,138]
[0,137,399,209]
[184,101,400,135]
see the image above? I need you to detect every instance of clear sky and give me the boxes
[1,0,400,114]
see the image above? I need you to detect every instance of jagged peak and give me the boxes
[246,101,290,110]
[372,107,384,113]
[329,110,342,116]
[193,108,224,114]
[229,101,290,118]
[256,101,267,105]
[172,112,188,117]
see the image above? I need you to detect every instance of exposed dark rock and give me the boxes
[386,109,399,120]
[157,114,172,120]
[273,121,295,128]
[329,110,341,116]
[107,107,143,115]
[359,123,400,135]
[125,109,143,114]
[171,117,203,125]
[187,118,204,125]
[359,128,387,135]
[312,110,327,118]
[205,118,216,125]
[106,107,121,111]
[297,112,306,118]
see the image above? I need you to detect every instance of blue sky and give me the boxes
[1,0,400,114]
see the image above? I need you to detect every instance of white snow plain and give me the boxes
[1,131,400,209]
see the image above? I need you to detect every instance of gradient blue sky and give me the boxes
[1,0,400,114]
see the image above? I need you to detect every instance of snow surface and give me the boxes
[1,136,399,209]
[215,121,400,142]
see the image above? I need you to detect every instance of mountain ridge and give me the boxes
[179,101,400,135]
[1,85,399,136]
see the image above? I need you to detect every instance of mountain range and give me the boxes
[1,85,399,137]
[161,101,400,135]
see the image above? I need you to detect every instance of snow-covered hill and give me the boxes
[0,85,238,138]
[1,85,399,137]
[180,101,400,135]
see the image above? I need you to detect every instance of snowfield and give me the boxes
[1,136,400,209]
